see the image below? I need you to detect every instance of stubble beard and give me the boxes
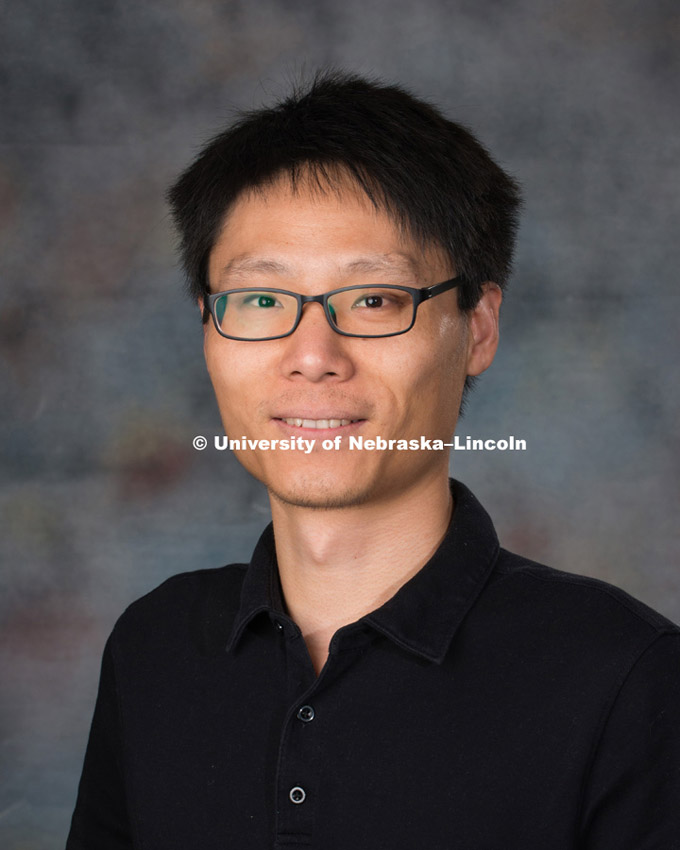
[265,469,381,511]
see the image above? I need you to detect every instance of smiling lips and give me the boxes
[278,417,362,429]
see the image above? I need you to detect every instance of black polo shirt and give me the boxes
[66,479,680,849]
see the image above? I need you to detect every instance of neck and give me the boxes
[268,472,454,675]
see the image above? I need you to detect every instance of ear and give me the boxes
[465,282,502,377]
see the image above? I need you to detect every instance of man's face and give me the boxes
[203,176,488,510]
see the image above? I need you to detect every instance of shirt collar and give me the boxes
[225,478,500,663]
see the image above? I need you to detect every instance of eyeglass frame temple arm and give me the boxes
[416,276,462,303]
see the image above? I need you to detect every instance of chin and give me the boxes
[264,469,379,511]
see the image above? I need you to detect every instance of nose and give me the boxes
[278,300,356,383]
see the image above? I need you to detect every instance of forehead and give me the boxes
[208,172,452,285]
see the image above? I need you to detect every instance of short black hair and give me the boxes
[167,69,521,402]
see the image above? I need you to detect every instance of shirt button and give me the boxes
[289,786,306,804]
[274,621,284,632]
[297,705,315,723]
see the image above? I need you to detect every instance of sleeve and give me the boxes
[579,631,680,850]
[65,634,134,849]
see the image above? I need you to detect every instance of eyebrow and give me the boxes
[217,252,423,282]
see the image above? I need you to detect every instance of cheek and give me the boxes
[407,319,468,418]
[204,340,252,420]
[431,314,469,382]
[398,315,467,384]
[369,338,463,430]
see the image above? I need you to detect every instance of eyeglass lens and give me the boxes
[213,288,416,339]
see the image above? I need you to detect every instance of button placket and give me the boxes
[274,641,327,842]
[275,623,368,844]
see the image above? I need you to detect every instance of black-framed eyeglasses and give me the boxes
[203,276,461,341]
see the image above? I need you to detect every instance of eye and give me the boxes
[353,294,388,309]
[242,292,282,309]
[350,290,408,310]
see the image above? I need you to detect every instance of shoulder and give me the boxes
[120,563,248,618]
[494,548,678,631]
[481,548,680,673]
[110,563,248,657]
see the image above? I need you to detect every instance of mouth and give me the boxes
[273,417,366,432]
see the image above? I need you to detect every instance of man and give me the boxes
[67,71,680,849]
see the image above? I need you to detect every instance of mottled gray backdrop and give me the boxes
[1,0,679,845]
